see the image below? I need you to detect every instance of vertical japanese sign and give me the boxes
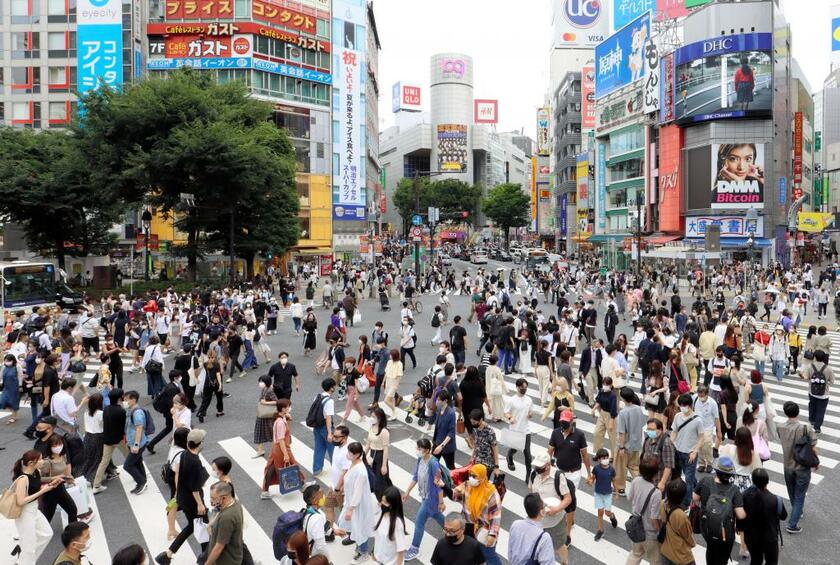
[597,143,607,230]
[77,0,123,102]
[793,111,803,199]
[537,108,550,156]
[531,157,538,223]
[560,194,568,236]
[642,36,660,114]
[333,48,365,221]
[581,66,596,128]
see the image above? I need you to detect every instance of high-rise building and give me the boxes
[823,68,840,214]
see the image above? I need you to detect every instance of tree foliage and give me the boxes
[392,177,482,232]
[0,129,120,268]
[76,68,299,279]
[481,183,531,248]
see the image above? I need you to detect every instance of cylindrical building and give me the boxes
[430,53,474,180]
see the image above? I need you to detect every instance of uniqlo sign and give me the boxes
[402,85,420,107]
[391,81,421,112]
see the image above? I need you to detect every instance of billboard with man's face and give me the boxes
[711,143,765,209]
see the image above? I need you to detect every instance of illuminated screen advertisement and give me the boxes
[672,33,772,123]
[436,124,468,172]
[711,143,765,209]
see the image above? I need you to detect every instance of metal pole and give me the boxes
[229,208,236,286]
[130,246,134,296]
[636,191,642,277]
[414,172,421,278]
[144,226,150,281]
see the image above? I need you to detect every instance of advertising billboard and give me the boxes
[596,87,643,134]
[595,12,651,98]
[165,0,233,20]
[436,124,468,172]
[554,0,610,48]
[671,33,772,123]
[659,52,675,123]
[581,65,596,128]
[576,153,589,207]
[164,34,252,58]
[531,157,537,222]
[560,194,568,236]
[833,5,840,54]
[642,35,660,114]
[251,0,317,34]
[392,82,421,112]
[474,100,499,124]
[147,22,330,52]
[656,0,688,20]
[536,108,550,156]
[597,143,607,229]
[613,0,655,32]
[657,125,682,232]
[334,48,365,221]
[77,0,123,99]
[685,216,764,238]
[793,111,803,189]
[711,143,765,209]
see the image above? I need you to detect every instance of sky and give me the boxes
[373,0,837,141]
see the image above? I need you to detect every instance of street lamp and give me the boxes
[746,235,755,296]
[141,209,152,281]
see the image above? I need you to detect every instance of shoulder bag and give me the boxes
[0,476,26,519]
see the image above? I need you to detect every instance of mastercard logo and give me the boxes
[563,32,577,41]
[233,37,250,55]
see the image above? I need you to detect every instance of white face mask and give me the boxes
[258,382,266,389]
[600,458,610,466]
[280,358,288,365]
[439,347,446,354]
[602,386,611,392]
[468,477,480,487]
[51,446,63,454]
[680,406,689,414]
[75,539,92,553]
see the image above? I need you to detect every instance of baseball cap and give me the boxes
[532,451,551,469]
[187,429,207,445]
[559,410,574,423]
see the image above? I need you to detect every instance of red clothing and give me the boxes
[734,68,754,88]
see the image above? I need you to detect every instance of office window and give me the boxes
[11,67,28,86]
[49,66,67,84]
[49,102,67,121]
[48,0,65,14]
[12,102,29,120]
[48,32,65,50]
[316,18,329,39]
[11,0,29,16]
[316,142,324,158]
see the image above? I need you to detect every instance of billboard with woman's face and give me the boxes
[711,143,765,209]
[669,33,772,124]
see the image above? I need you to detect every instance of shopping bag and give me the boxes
[60,482,91,527]
[353,310,362,324]
[194,518,210,544]
[450,464,474,487]
[277,464,303,495]
[499,429,527,451]
[356,377,370,393]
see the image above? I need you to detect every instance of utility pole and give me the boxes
[229,208,236,286]
[414,171,421,278]
[635,191,642,277]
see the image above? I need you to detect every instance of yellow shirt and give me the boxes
[788,332,802,348]
[698,331,717,360]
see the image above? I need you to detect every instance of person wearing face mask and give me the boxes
[382,349,404,419]
[338,442,377,563]
[403,438,447,559]
[430,513,485,565]
[279,531,310,565]
[92,388,125,493]
[262,398,304,499]
[373,486,410,565]
[269,352,299,401]
[670,393,705,506]
[52,521,91,565]
[504,378,534,476]
[615,387,646,497]
[507,493,556,565]
[0,353,22,424]
[39,433,92,523]
[692,385,722,474]
[203,481,244,565]
[592,375,618,458]
[99,333,125,389]
[338,356,366,426]
[548,410,591,488]
[155,429,210,564]
[23,352,60,440]
[432,390,457,469]
[146,370,184,455]
[587,447,618,541]
[399,318,417,370]
[452,463,502,565]
[528,451,574,564]
[253,375,278,457]
[641,418,676,492]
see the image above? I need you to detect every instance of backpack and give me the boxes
[625,485,657,543]
[152,382,177,413]
[304,394,330,428]
[810,364,828,397]
[418,368,440,398]
[131,406,156,436]
[436,457,454,491]
[700,483,738,543]
[272,509,307,559]
[160,450,182,485]
[431,313,441,328]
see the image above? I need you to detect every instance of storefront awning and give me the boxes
[588,234,626,243]
[719,237,772,248]
[293,247,333,255]
[645,234,682,245]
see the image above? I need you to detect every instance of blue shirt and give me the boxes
[507,519,555,565]
[412,455,443,512]
[126,407,148,448]
[433,407,457,454]
[592,464,615,495]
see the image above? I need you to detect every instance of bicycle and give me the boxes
[408,296,423,314]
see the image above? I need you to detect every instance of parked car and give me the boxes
[471,253,489,264]
[496,250,512,262]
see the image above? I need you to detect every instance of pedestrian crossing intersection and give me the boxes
[3,329,840,565]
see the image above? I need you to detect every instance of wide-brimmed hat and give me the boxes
[714,456,736,475]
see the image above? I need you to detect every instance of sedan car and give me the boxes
[496,250,512,262]
[471,253,489,264]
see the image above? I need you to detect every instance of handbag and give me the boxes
[69,360,87,373]
[643,393,659,408]
[146,346,163,373]
[194,518,210,544]
[500,428,527,451]
[353,310,362,324]
[356,376,370,393]
[493,472,507,502]
[677,378,690,394]
[277,464,303,495]
[753,429,771,461]
[257,401,276,419]
[793,424,820,468]
[0,476,24,519]
[626,485,657,543]
[456,417,465,435]
[450,463,473,487]
[688,502,702,534]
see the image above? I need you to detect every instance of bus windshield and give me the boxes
[3,264,56,308]
[525,255,550,271]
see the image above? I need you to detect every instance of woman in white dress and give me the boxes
[373,486,409,565]
[340,442,378,562]
[516,328,533,375]
[485,356,507,421]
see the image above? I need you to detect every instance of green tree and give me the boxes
[77,68,298,280]
[0,129,120,269]
[392,177,431,234]
[427,179,482,225]
[482,183,530,249]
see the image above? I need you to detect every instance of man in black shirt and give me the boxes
[173,346,196,410]
[547,410,591,488]
[430,513,485,565]
[93,389,126,493]
[448,316,468,366]
[147,370,184,454]
[268,352,299,400]
[496,317,516,375]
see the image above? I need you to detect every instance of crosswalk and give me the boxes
[3,328,840,565]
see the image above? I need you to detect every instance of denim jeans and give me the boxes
[24,394,45,434]
[497,348,514,374]
[453,348,466,366]
[312,425,334,475]
[784,467,810,529]
[772,360,785,382]
[676,450,697,507]
[481,544,503,565]
[123,446,147,487]
[412,503,445,547]
[754,360,765,376]
[358,539,369,554]
[808,396,829,431]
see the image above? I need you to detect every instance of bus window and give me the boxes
[3,265,56,308]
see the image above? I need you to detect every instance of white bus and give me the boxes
[0,261,83,324]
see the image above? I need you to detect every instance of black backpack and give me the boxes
[700,483,738,543]
[305,394,330,428]
[431,313,441,328]
[810,364,828,397]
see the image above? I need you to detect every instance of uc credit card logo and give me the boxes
[564,0,601,28]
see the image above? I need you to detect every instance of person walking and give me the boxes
[302,310,318,356]
[92,388,125,494]
[659,480,696,565]
[505,378,533,477]
[339,442,378,563]
[310,378,336,478]
[742,468,787,565]
[399,318,417,370]
[80,392,105,483]
[205,481,244,565]
[528,451,574,565]
[365,407,392,498]
[197,350,224,423]
[382,349,403,419]
[268,352,300,402]
[616,387,646,497]
[507,493,555,565]
[253,375,277,457]
[452,463,503,565]
[141,336,165,398]
[588,447,618,541]
[339,356,366,425]
[373,486,410,565]
[801,349,833,434]
[403,438,447,561]
[261,398,304,499]
[692,456,747,565]
[155,429,210,564]
[432,390,457,470]
[776,400,818,534]
[625,455,662,565]
[692,385,722,474]
[485,357,507,421]
[671,393,704,506]
[123,390,149,494]
[146,369,183,455]
[9,450,61,565]
[52,521,91,565]
[0,353,22,423]
[430,513,485,565]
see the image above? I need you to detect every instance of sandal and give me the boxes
[6,418,15,424]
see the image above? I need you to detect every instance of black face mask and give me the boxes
[286,551,296,560]
[559,422,571,432]
[445,534,460,545]
[35,430,48,439]
[332,439,344,447]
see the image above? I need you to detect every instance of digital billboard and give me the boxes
[581,65,596,128]
[671,33,772,123]
[711,143,765,210]
[595,12,651,98]
[436,124,468,172]
[613,0,655,31]
[554,0,610,48]
[77,0,123,100]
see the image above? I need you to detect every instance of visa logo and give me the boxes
[588,34,604,41]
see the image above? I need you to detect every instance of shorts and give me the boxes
[324,488,344,509]
[594,492,613,511]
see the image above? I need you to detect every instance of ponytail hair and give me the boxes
[13,450,41,478]
[347,441,367,466]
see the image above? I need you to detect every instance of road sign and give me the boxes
[410,226,423,238]
[412,214,423,226]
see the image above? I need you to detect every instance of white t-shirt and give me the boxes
[84,410,103,434]
[304,509,330,559]
[373,515,410,565]
[51,390,78,426]
[331,444,350,490]
[175,408,192,429]
[506,394,533,434]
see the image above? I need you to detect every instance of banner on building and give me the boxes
[597,143,607,229]
[642,36,660,114]
[685,216,764,238]
[536,108,550,156]
[797,212,835,233]
[613,0,655,31]
[711,143,765,209]
[148,22,330,51]
[553,0,609,48]
[77,0,123,100]
[333,48,365,221]
[560,194,568,236]
[656,0,688,20]
[833,5,840,55]
[165,0,233,20]
[576,153,589,206]
[793,111,803,186]
[251,0,317,34]
[581,66,596,128]
[436,124,468,172]
[596,87,643,134]
[531,157,538,221]
[474,99,499,124]
[659,52,675,123]
[658,125,682,232]
[164,34,253,58]
[595,12,651,98]
[392,82,421,112]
